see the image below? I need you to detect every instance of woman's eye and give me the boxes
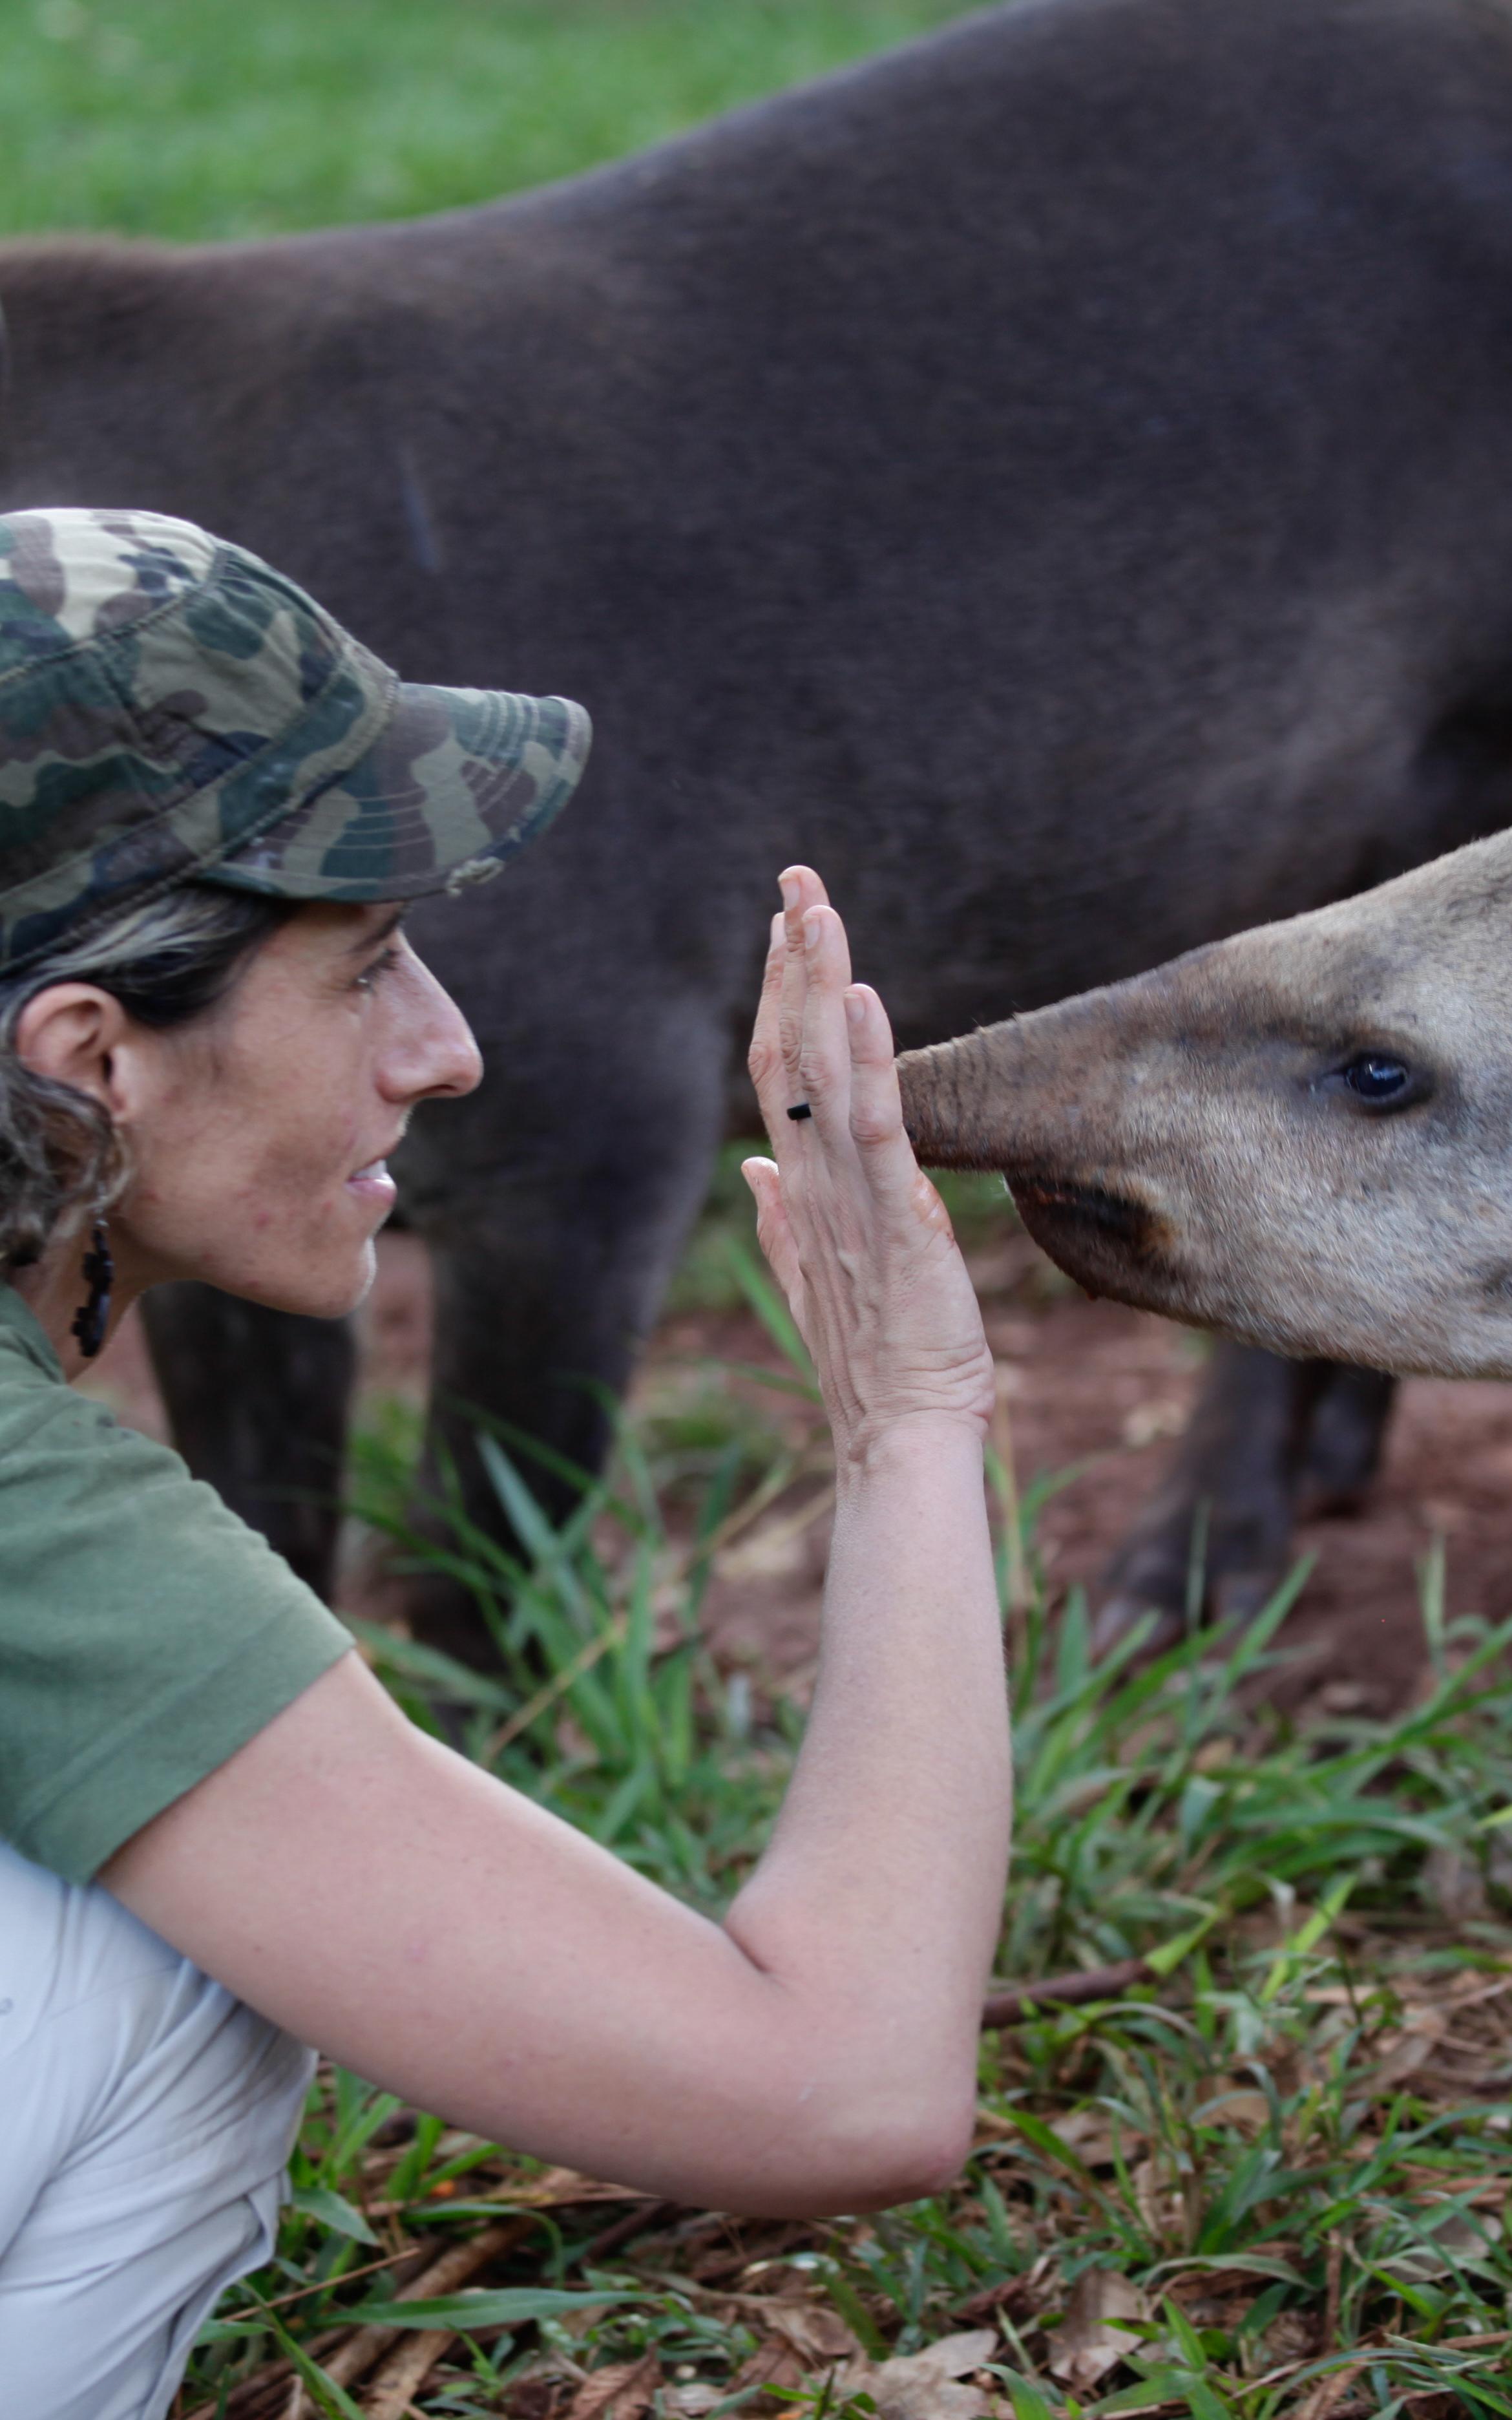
[355,947,400,992]
[1339,1052,1411,1102]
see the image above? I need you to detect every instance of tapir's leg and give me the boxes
[141,1286,356,1597]
[1096,1346,1399,1652]
[1295,1363,1396,1513]
[1093,1343,1338,1654]
[395,1018,731,1672]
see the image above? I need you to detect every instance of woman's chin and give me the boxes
[215,1240,379,1324]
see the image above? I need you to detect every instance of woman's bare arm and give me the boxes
[104,871,1009,2218]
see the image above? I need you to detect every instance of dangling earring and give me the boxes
[70,1220,114,1359]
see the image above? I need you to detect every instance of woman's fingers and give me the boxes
[778,866,830,1110]
[748,913,790,1154]
[744,864,993,1451]
[794,906,857,1150]
[843,982,925,1204]
[741,1155,806,1318]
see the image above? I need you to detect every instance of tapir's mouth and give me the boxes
[1005,1167,1175,1308]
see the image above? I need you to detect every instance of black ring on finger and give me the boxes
[786,1103,813,1122]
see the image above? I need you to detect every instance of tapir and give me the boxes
[900,823,1512,1423]
[6,0,1512,1666]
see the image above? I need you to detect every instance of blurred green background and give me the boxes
[1,0,984,240]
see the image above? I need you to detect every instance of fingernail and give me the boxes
[803,910,821,950]
[845,990,865,1025]
[780,878,799,912]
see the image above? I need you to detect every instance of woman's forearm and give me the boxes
[723,1414,1010,2171]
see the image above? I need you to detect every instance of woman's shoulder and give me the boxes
[0,1289,235,1529]
[0,1286,353,1891]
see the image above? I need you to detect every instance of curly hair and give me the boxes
[0,887,293,1269]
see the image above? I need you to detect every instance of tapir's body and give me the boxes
[8,0,1512,1657]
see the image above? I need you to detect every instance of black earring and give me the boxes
[70,1220,114,1359]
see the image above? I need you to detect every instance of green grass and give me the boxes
[178,1371,1512,2420]
[0,0,984,242]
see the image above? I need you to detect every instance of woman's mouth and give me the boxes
[346,1156,397,1207]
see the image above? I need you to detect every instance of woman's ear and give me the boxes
[13,984,132,1115]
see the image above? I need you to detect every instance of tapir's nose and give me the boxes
[897,980,1181,1302]
[898,982,1153,1172]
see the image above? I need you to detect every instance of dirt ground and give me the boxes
[85,1228,1512,1715]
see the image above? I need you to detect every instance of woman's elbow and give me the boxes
[848,2087,977,2210]
[764,2066,978,2218]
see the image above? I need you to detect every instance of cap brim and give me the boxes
[202,681,591,902]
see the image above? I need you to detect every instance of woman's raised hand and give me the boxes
[743,867,996,1464]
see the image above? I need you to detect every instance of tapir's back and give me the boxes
[3,0,1512,1042]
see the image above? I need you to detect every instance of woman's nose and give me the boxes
[382,951,483,1103]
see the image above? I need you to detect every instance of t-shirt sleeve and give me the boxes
[0,1370,353,1885]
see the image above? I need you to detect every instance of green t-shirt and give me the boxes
[0,1282,352,1885]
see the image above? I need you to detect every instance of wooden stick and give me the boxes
[981,1958,1153,2026]
[574,2197,685,2267]
[288,2216,528,2416]
[362,2328,456,2420]
[179,2331,348,2420]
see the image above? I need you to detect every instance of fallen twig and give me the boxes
[362,2326,456,2419]
[575,2197,686,2267]
[287,2216,529,2417]
[981,1958,1153,2026]
[180,2331,348,2420]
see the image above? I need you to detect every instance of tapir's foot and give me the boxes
[1092,1346,1396,1657]
[1092,1481,1296,1657]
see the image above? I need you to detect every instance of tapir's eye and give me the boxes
[1315,1047,1428,1114]
[1341,1052,1411,1101]
[1335,1050,1412,1108]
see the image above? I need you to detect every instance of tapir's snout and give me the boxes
[897,986,1186,1313]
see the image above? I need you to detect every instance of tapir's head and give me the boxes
[898,829,1512,1381]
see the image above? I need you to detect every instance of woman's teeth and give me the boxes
[351,1158,388,1182]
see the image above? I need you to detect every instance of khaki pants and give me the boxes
[0,1836,313,2419]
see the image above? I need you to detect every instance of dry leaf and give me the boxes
[730,2339,808,2403]
[1121,1397,1186,1449]
[1372,2005,1449,2090]
[1050,2108,1129,2169]
[563,2354,662,2420]
[1258,2308,1317,2368]
[1131,2156,1184,2240]
[1421,1847,1489,1922]
[1195,2086,1272,2135]
[1385,2205,1492,2285]
[1045,2270,1147,2391]
[837,2326,998,2420]
[764,2305,861,2366]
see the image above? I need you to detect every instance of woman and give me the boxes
[0,507,1009,2419]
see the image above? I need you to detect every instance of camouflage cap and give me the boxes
[0,507,592,976]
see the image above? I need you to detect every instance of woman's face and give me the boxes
[105,902,481,1318]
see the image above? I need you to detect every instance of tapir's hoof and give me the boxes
[1094,1494,1294,1660]
[1090,1593,1186,1659]
[1092,1558,1286,1660]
